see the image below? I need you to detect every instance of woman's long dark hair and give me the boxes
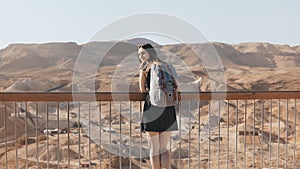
[137,43,159,63]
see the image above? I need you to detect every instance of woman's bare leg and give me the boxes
[159,131,172,169]
[146,131,161,169]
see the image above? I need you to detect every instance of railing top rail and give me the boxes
[0,91,300,101]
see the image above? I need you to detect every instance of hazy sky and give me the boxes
[0,0,299,49]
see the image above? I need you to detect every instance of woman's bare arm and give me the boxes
[139,70,147,92]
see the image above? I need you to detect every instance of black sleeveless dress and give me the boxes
[140,69,179,132]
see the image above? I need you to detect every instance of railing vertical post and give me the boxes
[269,100,272,169]
[285,99,288,169]
[129,101,132,169]
[88,102,91,169]
[139,101,142,169]
[179,101,181,169]
[119,101,122,169]
[235,100,238,168]
[261,100,264,168]
[46,102,49,169]
[252,99,255,169]
[218,100,221,169]
[109,101,111,169]
[15,102,18,169]
[293,99,296,169]
[36,102,39,168]
[25,102,28,169]
[197,100,201,169]
[208,101,211,169]
[57,102,60,167]
[226,100,229,169]
[244,100,247,169]
[78,101,81,168]
[67,101,70,168]
[98,102,102,169]
[277,99,280,169]
[4,103,7,169]
[188,101,191,169]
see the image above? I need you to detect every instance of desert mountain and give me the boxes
[0,39,299,92]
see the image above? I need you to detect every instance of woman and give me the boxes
[138,43,179,169]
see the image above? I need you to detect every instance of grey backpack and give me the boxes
[149,62,179,107]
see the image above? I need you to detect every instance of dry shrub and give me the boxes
[37,134,47,142]
[17,134,36,145]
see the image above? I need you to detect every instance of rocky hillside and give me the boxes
[0,38,299,92]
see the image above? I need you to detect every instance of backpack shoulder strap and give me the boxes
[165,64,178,89]
[158,64,165,89]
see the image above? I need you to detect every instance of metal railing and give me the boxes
[0,91,299,168]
